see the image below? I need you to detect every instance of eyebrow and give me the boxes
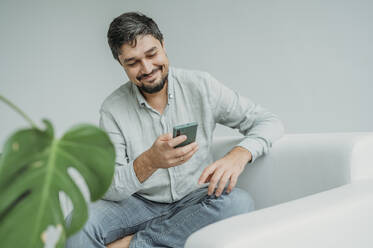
[123,47,158,64]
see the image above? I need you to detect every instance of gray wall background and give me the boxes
[1,0,372,148]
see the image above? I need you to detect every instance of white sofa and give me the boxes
[185,133,373,248]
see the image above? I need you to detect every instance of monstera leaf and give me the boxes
[0,119,115,247]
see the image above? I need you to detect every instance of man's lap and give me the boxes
[131,187,255,247]
[65,187,254,247]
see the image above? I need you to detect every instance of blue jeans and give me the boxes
[65,187,254,248]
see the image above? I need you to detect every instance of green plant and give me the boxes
[0,95,115,247]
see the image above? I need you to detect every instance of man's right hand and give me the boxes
[145,133,199,169]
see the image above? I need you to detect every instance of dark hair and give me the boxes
[107,12,164,62]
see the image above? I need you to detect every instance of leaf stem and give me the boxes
[0,94,38,129]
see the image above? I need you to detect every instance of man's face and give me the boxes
[118,35,169,94]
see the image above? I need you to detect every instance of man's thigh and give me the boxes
[66,194,164,246]
[130,187,255,248]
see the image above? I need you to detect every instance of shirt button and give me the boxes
[169,94,173,99]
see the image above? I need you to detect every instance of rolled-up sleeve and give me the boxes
[99,109,143,201]
[206,73,285,163]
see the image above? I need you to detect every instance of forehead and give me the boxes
[119,35,162,59]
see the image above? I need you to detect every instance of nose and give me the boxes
[140,59,153,75]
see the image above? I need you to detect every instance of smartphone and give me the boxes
[172,122,198,148]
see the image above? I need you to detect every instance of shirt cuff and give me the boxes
[235,138,266,164]
[126,160,143,191]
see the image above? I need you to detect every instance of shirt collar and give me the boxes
[131,66,175,108]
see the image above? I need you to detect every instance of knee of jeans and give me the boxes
[220,188,255,217]
[232,188,255,211]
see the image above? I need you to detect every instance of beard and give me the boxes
[138,67,168,94]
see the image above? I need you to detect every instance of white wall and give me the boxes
[1,0,372,148]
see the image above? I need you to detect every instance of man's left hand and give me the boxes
[198,147,252,197]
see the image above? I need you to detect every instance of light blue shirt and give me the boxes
[99,67,284,203]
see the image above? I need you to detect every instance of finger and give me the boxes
[204,174,213,183]
[226,174,238,193]
[168,144,199,166]
[181,143,199,161]
[198,163,217,184]
[208,169,224,196]
[215,171,231,197]
[173,142,198,157]
[167,135,187,148]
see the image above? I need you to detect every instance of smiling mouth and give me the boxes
[143,73,156,80]
[139,68,161,82]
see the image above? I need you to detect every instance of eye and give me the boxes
[148,53,157,58]
[127,61,137,67]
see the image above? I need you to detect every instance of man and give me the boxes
[66,12,284,248]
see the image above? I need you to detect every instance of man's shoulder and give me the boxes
[171,67,212,84]
[171,67,218,97]
[100,81,132,112]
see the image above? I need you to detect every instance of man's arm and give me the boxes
[133,133,199,183]
[99,109,144,201]
[132,152,157,183]
[199,73,285,196]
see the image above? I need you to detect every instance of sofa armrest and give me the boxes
[212,133,373,209]
[185,179,373,248]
